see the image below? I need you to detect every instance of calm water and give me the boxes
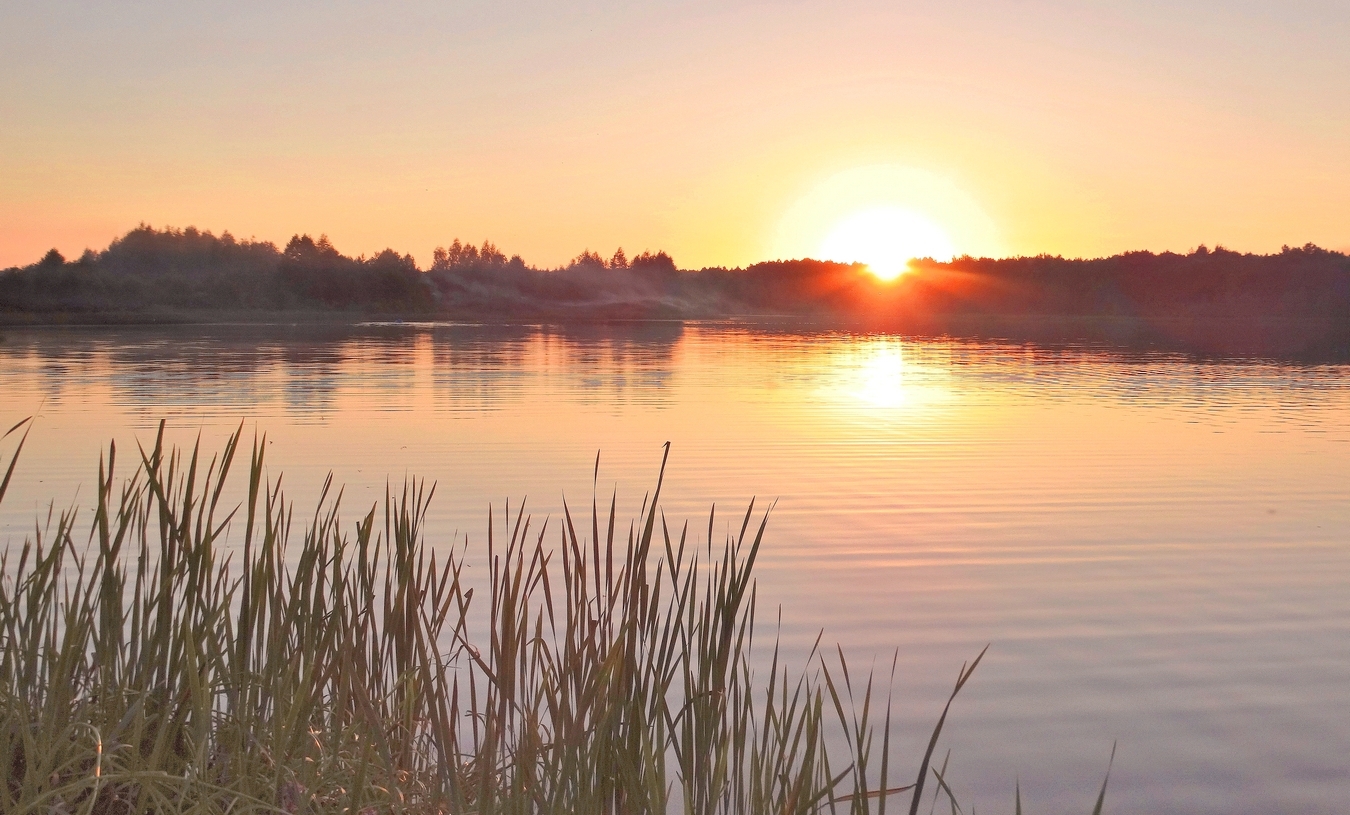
[2,322,1349,813]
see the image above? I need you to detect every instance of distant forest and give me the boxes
[4,224,1350,357]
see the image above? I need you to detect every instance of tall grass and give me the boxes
[0,420,1105,814]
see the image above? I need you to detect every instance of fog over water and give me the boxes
[2,322,1349,813]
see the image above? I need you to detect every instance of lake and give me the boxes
[2,322,1348,813]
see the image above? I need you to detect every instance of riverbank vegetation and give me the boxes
[0,420,1117,814]
[7,224,1346,357]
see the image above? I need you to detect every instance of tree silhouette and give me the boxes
[569,250,606,269]
[6,223,1350,358]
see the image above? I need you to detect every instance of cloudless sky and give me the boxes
[3,0,1348,268]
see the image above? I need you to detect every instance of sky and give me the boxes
[3,0,1349,270]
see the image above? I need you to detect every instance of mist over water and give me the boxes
[2,322,1348,813]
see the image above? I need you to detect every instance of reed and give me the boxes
[0,419,1105,814]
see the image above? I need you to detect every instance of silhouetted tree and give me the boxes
[570,250,606,269]
[631,250,676,275]
[431,238,510,271]
[481,241,506,264]
[278,234,431,312]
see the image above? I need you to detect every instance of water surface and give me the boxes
[2,322,1348,813]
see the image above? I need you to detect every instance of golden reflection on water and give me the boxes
[837,338,953,412]
[852,341,911,408]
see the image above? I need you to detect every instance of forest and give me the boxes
[4,224,1349,356]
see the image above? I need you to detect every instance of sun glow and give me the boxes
[819,207,955,280]
[772,164,1002,276]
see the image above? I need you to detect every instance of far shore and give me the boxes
[3,307,1345,361]
[6,225,1349,360]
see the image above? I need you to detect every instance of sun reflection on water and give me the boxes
[831,339,950,412]
[856,345,909,407]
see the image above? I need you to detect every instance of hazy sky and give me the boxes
[3,0,1348,269]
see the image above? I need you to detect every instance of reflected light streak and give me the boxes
[827,340,952,413]
[856,345,910,408]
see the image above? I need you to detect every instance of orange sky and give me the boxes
[3,0,1348,269]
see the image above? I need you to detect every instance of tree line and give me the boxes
[0,225,676,318]
[4,225,1348,356]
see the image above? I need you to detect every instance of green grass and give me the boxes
[0,419,1108,814]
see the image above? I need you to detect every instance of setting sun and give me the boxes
[772,165,1002,274]
[818,206,956,280]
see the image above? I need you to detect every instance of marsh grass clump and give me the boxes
[0,418,1094,814]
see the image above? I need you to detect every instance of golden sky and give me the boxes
[3,0,1348,269]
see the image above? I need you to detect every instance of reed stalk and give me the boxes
[0,420,1107,814]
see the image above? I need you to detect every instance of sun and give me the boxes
[772,164,1002,279]
[818,207,956,280]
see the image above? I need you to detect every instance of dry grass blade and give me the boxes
[0,425,1100,815]
[1090,742,1117,815]
[908,645,988,815]
[0,417,33,506]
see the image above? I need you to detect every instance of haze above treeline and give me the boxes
[4,224,1349,358]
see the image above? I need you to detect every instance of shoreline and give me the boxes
[3,308,1346,361]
